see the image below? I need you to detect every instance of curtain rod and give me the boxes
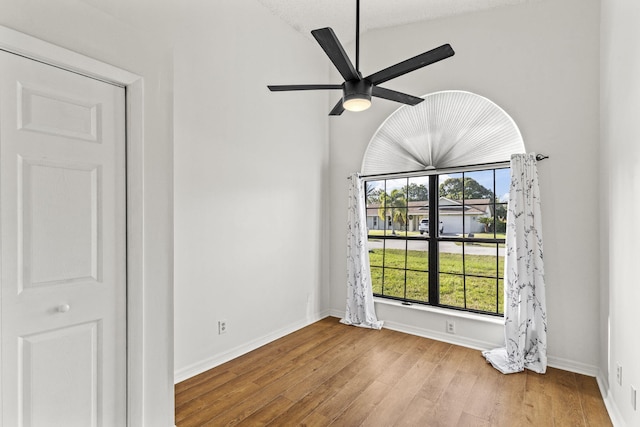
[347,154,549,180]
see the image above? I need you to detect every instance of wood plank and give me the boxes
[175,369,237,408]
[266,326,387,425]
[488,370,527,426]
[235,395,295,426]
[547,368,586,426]
[462,365,501,421]
[327,380,390,426]
[575,373,613,427]
[457,411,492,427]
[360,357,439,426]
[175,378,261,425]
[521,370,554,426]
[201,358,324,426]
[394,396,437,426]
[298,343,404,424]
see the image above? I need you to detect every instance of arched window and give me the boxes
[361,91,524,315]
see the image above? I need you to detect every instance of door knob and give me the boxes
[57,304,70,313]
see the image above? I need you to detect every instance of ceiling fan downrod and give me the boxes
[356,0,360,73]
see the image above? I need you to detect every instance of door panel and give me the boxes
[20,322,99,427]
[0,50,126,427]
[20,158,101,289]
[18,83,100,142]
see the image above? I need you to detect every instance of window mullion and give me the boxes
[428,175,439,304]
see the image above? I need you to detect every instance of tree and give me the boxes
[402,183,429,201]
[478,216,507,233]
[439,177,494,200]
[377,189,407,235]
[493,203,507,221]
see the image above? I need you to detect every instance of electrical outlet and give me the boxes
[616,363,623,386]
[446,320,456,334]
[632,385,637,411]
[218,320,227,335]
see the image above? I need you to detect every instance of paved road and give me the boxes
[367,237,505,256]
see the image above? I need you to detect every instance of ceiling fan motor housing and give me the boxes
[343,79,372,103]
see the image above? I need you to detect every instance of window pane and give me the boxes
[464,243,499,277]
[495,168,510,202]
[464,170,495,238]
[466,277,499,313]
[439,173,463,236]
[382,268,405,298]
[406,176,429,202]
[371,267,383,295]
[439,242,463,274]
[439,273,464,308]
[383,245,406,269]
[495,202,508,239]
[368,238,383,267]
[396,207,409,236]
[406,240,428,272]
[498,251,505,279]
[407,176,429,235]
[495,168,510,239]
[377,178,408,236]
[406,271,429,302]
[365,180,385,206]
[366,207,382,234]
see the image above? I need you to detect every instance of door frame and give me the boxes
[0,25,145,426]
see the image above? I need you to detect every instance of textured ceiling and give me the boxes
[255,0,536,42]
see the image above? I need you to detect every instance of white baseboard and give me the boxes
[597,369,625,427]
[174,310,331,384]
[326,309,344,319]
[329,308,497,351]
[381,317,499,351]
[546,355,599,377]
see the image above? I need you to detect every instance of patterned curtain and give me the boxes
[341,173,383,330]
[483,153,547,374]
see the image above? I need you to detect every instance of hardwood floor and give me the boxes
[175,317,611,426]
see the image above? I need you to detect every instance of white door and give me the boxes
[0,50,126,426]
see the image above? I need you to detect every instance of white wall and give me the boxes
[172,0,331,380]
[0,1,174,425]
[329,0,602,373]
[601,0,640,424]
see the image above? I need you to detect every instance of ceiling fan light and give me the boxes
[342,80,373,112]
[343,96,371,112]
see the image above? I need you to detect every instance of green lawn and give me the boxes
[369,248,504,314]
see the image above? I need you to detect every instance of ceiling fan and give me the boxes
[267,0,455,116]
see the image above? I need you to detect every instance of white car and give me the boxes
[418,218,444,234]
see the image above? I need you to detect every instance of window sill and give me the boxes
[373,297,504,326]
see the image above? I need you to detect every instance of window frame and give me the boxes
[364,163,509,317]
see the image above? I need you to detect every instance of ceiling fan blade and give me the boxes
[268,84,343,91]
[372,86,424,106]
[366,44,455,85]
[311,28,361,82]
[329,99,345,116]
